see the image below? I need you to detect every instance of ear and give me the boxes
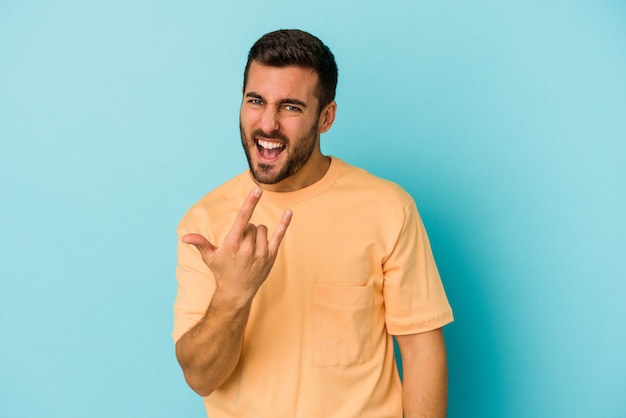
[318,101,337,134]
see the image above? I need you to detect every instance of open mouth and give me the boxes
[256,138,286,162]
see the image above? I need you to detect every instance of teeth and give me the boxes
[258,139,284,150]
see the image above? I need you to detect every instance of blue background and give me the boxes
[1,1,625,417]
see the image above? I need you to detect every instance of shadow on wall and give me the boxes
[432,213,511,418]
[380,156,514,417]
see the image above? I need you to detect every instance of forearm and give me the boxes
[175,290,253,397]
[396,329,449,418]
[401,356,448,417]
[175,189,292,396]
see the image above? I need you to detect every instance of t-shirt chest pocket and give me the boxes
[312,283,375,367]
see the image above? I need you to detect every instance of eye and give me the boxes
[248,98,264,106]
[284,104,302,112]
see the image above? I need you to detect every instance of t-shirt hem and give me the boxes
[386,310,454,336]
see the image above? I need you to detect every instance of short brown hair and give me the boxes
[243,29,338,112]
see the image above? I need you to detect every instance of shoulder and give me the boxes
[178,172,249,232]
[336,160,416,210]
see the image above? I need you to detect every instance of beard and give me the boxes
[240,120,319,185]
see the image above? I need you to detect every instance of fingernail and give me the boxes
[253,187,262,197]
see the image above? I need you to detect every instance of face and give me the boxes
[240,61,336,192]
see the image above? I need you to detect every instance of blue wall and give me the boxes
[1,1,624,417]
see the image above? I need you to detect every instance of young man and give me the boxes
[173,29,453,417]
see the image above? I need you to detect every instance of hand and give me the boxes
[182,187,292,304]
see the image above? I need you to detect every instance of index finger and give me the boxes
[229,187,263,238]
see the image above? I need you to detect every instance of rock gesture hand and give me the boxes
[182,187,292,304]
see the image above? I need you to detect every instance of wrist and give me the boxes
[211,285,256,312]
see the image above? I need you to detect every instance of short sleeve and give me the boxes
[382,202,453,335]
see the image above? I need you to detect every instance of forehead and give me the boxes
[245,61,319,102]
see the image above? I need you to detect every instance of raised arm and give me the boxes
[175,187,292,396]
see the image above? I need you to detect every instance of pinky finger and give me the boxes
[268,210,292,254]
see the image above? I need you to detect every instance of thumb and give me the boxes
[182,233,218,255]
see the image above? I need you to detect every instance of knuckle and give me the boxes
[239,238,255,255]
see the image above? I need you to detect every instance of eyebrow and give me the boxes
[245,92,307,108]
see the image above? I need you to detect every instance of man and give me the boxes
[173,29,453,417]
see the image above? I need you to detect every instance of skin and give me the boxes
[396,329,449,418]
[176,61,449,415]
[239,61,337,192]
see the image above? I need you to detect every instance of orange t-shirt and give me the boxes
[173,158,453,417]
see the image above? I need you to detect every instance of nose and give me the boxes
[260,106,280,133]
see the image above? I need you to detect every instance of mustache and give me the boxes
[250,129,289,144]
